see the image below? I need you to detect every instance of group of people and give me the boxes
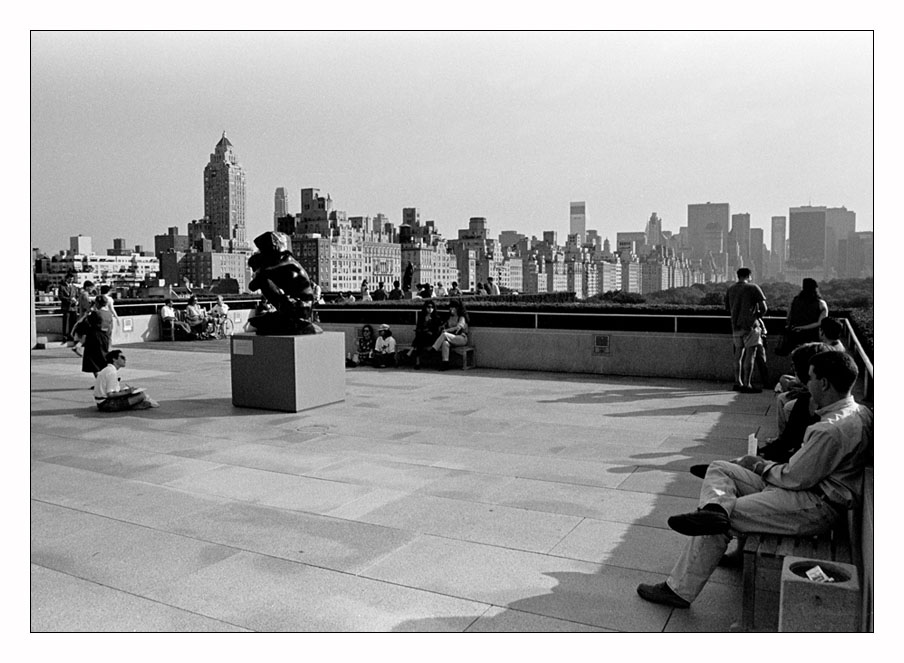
[160,295,231,340]
[341,278,489,303]
[57,272,119,375]
[636,270,872,611]
[346,300,470,371]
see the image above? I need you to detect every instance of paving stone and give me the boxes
[346,493,583,553]
[144,550,488,632]
[31,565,249,632]
[31,503,242,594]
[166,500,416,574]
[464,605,612,632]
[362,535,671,632]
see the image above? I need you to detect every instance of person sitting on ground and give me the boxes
[638,351,872,610]
[388,280,404,300]
[447,281,462,297]
[184,296,208,338]
[372,324,397,367]
[348,324,376,367]
[818,317,845,352]
[372,282,388,301]
[160,298,192,339]
[431,300,469,370]
[408,300,442,369]
[93,349,160,411]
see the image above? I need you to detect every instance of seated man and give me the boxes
[637,351,872,609]
[160,299,192,339]
[774,342,830,433]
[94,350,159,411]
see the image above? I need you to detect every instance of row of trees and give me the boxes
[592,278,874,311]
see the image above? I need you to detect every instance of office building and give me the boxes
[570,201,586,240]
[787,206,856,280]
[770,216,786,278]
[274,187,289,228]
[646,213,662,248]
[730,213,751,267]
[203,132,248,249]
[688,202,730,261]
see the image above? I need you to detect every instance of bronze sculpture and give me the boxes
[246,231,322,335]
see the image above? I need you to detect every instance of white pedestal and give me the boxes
[230,332,345,412]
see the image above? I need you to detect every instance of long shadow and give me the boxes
[385,377,768,632]
[538,386,728,405]
[30,398,281,419]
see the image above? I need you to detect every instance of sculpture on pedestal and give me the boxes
[247,231,322,335]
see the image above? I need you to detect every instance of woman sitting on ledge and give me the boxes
[432,300,469,370]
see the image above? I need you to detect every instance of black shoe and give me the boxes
[689,464,709,479]
[668,507,730,536]
[636,582,690,609]
[732,384,744,392]
[740,386,763,394]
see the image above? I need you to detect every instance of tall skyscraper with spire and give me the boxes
[274,187,289,228]
[203,132,247,248]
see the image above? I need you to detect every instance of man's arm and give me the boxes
[756,425,845,489]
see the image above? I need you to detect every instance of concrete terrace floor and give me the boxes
[31,340,781,633]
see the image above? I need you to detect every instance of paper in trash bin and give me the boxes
[805,565,835,583]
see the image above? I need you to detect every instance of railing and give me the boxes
[841,318,873,402]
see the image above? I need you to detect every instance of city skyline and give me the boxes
[31,31,873,255]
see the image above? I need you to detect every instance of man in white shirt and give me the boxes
[637,350,872,609]
[94,350,160,411]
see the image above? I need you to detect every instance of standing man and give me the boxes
[725,268,767,393]
[637,351,872,609]
[57,271,79,344]
[372,282,388,301]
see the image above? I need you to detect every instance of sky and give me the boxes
[30,30,873,255]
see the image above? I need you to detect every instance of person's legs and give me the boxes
[98,391,158,412]
[433,332,454,361]
[740,345,756,387]
[666,461,767,602]
[753,344,769,388]
[731,333,745,386]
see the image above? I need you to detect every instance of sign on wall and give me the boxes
[122,318,133,332]
[593,334,610,356]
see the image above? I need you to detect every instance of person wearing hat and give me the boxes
[372,323,397,368]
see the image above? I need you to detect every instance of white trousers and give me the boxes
[666,460,839,602]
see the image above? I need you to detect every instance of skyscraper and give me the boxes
[203,132,247,247]
[274,187,289,228]
[570,201,586,239]
[645,213,662,248]
[770,216,786,277]
[787,206,856,280]
[730,213,751,266]
[687,203,730,260]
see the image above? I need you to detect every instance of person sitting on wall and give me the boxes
[388,280,404,300]
[93,350,160,411]
[246,231,321,335]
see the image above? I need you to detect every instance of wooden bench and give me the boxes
[737,514,855,632]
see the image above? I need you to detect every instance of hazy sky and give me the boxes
[30,30,873,254]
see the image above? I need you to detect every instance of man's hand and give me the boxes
[731,455,769,475]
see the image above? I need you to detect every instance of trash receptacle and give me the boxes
[779,556,861,632]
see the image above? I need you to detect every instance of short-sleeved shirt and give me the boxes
[725,281,766,332]
[94,364,121,400]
